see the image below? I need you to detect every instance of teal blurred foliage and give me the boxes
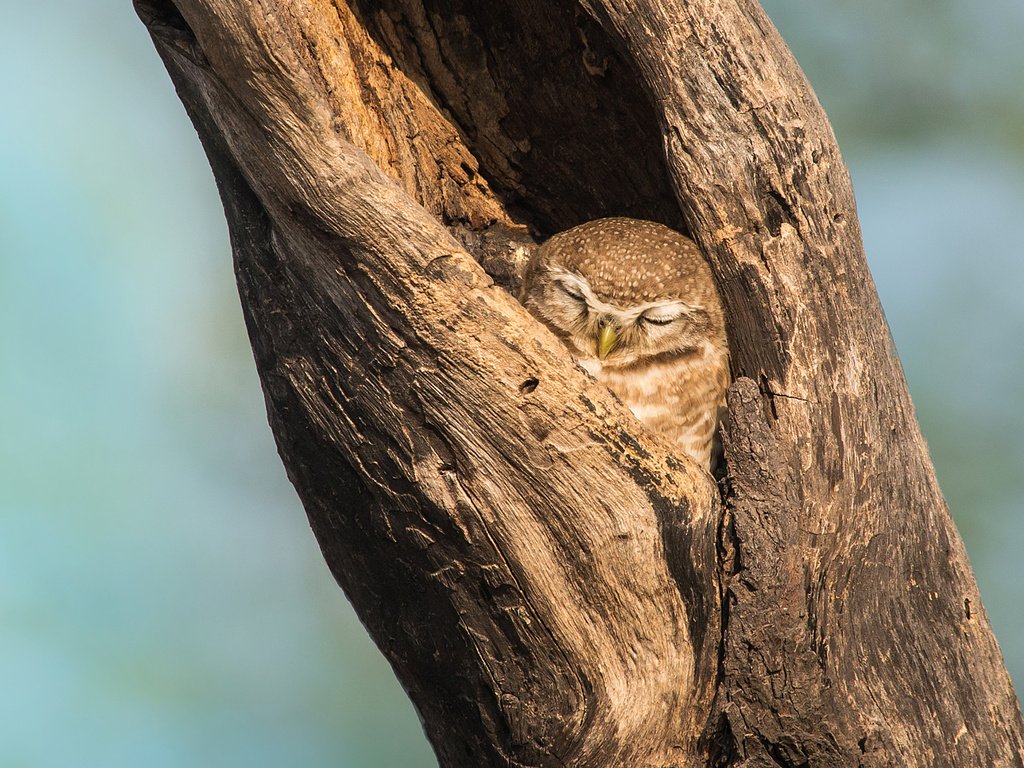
[0,0,1020,764]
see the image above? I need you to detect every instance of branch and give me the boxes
[136,0,1024,765]
[136,0,720,764]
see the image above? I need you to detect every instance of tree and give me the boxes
[135,0,1024,764]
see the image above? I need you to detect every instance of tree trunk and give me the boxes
[135,0,1024,765]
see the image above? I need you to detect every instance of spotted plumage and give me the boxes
[520,217,730,470]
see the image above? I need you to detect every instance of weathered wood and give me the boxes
[135,0,1024,765]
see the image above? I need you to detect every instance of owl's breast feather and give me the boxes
[579,350,728,469]
[576,358,603,378]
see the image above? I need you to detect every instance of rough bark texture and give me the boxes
[135,0,1024,765]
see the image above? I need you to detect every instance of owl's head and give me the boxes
[520,218,727,369]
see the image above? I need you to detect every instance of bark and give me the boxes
[135,0,1024,765]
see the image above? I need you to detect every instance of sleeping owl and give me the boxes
[519,217,729,470]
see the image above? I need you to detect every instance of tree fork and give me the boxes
[135,0,1024,765]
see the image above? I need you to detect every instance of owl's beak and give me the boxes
[596,323,618,359]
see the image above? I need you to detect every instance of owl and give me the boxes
[519,217,730,470]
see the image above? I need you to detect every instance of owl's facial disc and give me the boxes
[539,269,707,367]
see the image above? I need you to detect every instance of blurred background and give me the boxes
[0,0,1020,764]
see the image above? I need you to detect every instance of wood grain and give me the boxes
[135,0,1024,764]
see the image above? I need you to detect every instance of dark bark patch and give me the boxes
[352,0,686,235]
[518,377,539,395]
